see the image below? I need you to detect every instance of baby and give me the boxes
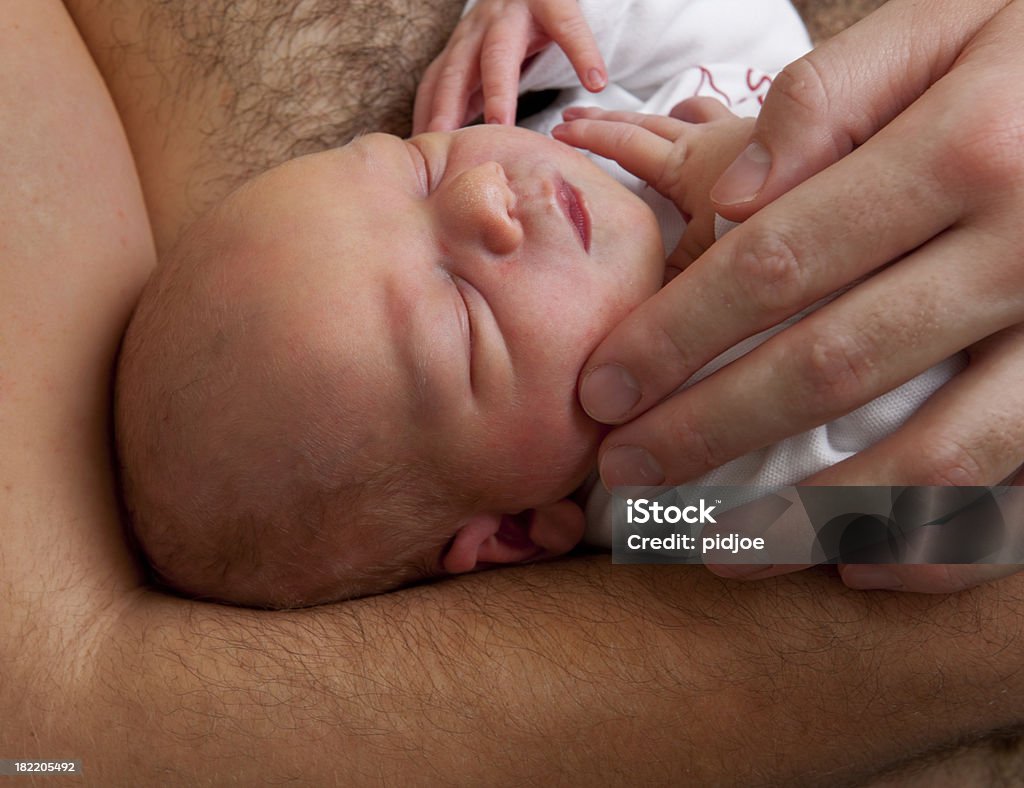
[118,121,669,607]
[116,0,955,608]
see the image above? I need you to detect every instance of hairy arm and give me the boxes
[68,562,1024,785]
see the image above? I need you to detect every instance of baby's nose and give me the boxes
[444,162,523,255]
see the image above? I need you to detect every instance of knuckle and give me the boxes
[768,54,832,122]
[667,417,725,476]
[730,226,811,317]
[437,63,466,85]
[944,103,1024,194]
[547,8,590,39]
[482,40,518,66]
[913,435,989,487]
[600,122,644,155]
[434,65,470,103]
[670,96,727,124]
[645,309,701,387]
[796,325,877,410]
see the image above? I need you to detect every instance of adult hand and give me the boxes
[413,0,606,133]
[575,0,1024,592]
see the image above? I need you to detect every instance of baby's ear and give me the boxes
[442,500,586,575]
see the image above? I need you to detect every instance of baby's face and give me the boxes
[220,124,663,537]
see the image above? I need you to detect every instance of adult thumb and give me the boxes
[710,0,1007,221]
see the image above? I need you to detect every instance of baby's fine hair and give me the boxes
[115,208,455,608]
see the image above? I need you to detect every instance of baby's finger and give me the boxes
[553,118,673,186]
[561,106,684,139]
[425,37,483,133]
[463,91,485,128]
[533,0,607,92]
[480,7,532,125]
[669,96,734,124]
[413,58,443,135]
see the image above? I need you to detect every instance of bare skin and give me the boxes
[66,0,465,254]
[2,0,1020,783]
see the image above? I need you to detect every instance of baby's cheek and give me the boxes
[591,280,654,333]
[512,416,601,501]
[508,370,602,483]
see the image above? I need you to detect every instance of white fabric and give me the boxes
[465,0,962,545]
[511,0,811,254]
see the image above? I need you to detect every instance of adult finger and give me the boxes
[594,219,1020,488]
[809,328,1024,489]
[532,0,607,92]
[707,328,1024,588]
[816,327,1024,593]
[710,0,1008,219]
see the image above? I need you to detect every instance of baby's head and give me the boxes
[116,125,663,607]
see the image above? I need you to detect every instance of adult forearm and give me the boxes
[70,561,1024,786]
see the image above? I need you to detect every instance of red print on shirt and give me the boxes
[746,69,773,105]
[692,67,774,108]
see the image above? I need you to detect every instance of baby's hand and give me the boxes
[413,0,607,134]
[554,101,753,279]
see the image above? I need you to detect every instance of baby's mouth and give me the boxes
[557,179,591,253]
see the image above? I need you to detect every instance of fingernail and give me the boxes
[587,69,607,91]
[843,566,904,591]
[580,364,641,422]
[600,445,665,487]
[710,142,771,206]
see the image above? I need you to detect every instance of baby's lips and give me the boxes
[556,179,590,252]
